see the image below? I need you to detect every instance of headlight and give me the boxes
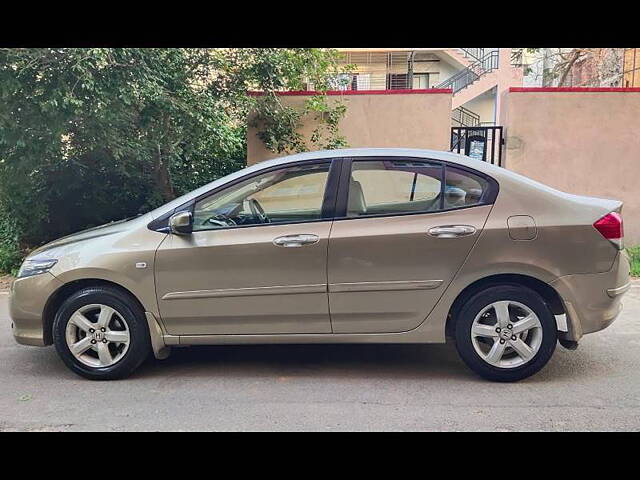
[17,258,58,278]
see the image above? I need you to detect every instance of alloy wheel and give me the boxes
[470,300,543,368]
[64,304,130,368]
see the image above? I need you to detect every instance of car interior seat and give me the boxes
[444,187,466,208]
[348,178,367,216]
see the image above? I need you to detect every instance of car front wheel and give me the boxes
[52,286,151,380]
[454,284,557,382]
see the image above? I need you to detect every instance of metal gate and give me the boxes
[450,126,504,166]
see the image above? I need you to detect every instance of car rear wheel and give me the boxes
[454,284,557,382]
[52,286,151,380]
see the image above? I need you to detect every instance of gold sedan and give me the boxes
[10,149,630,381]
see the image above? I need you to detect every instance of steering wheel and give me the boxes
[202,214,236,227]
[248,198,270,224]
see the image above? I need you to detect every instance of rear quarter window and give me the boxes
[444,166,492,209]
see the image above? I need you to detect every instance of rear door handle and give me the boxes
[428,225,476,238]
[273,234,320,247]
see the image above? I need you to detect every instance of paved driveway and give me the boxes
[1,283,639,431]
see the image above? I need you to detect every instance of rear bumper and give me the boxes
[9,272,62,346]
[550,250,631,342]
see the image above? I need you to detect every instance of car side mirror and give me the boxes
[169,211,193,235]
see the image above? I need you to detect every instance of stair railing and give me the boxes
[458,48,485,62]
[436,50,499,94]
[452,106,481,127]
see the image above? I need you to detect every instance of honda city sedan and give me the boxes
[10,148,631,381]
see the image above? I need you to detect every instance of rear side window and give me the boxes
[444,165,491,209]
[345,158,494,218]
[347,159,443,217]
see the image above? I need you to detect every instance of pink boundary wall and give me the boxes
[503,87,640,245]
[247,89,452,166]
[247,87,639,246]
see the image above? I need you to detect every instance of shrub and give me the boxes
[628,246,640,277]
[0,209,24,274]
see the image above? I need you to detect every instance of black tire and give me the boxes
[52,286,151,380]
[454,284,557,382]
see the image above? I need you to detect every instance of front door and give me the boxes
[155,160,336,336]
[327,158,496,334]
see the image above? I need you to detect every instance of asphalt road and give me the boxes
[1,283,639,431]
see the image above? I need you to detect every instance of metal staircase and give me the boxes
[458,48,485,62]
[436,50,499,94]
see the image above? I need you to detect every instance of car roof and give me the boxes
[262,148,477,166]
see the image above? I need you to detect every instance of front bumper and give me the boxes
[9,272,63,346]
[551,250,631,342]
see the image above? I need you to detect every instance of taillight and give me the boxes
[594,212,624,249]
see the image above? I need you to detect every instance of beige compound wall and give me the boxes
[502,88,640,245]
[247,91,452,166]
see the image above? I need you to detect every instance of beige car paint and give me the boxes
[10,272,63,346]
[551,250,630,340]
[9,148,630,360]
[155,221,333,335]
[47,219,166,319]
[327,205,492,333]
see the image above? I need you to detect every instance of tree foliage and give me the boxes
[0,48,348,271]
[523,48,623,87]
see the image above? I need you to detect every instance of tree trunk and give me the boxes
[558,49,583,87]
[153,143,175,202]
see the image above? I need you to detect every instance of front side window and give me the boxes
[193,162,330,231]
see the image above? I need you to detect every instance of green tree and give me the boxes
[0,48,348,271]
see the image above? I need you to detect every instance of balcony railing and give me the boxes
[436,50,499,94]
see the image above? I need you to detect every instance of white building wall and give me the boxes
[337,50,468,90]
[460,88,497,125]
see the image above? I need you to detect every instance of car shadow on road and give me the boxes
[137,343,467,380]
[6,337,587,384]
[129,342,581,384]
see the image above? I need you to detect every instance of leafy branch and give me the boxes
[250,49,352,154]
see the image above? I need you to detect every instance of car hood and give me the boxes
[28,215,147,259]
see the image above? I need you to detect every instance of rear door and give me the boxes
[327,157,497,334]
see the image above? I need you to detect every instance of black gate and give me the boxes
[450,126,504,166]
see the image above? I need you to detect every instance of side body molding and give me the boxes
[328,280,443,293]
[162,284,326,300]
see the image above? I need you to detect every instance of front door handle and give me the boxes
[428,225,476,238]
[273,234,320,247]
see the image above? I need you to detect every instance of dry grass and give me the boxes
[0,274,14,292]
